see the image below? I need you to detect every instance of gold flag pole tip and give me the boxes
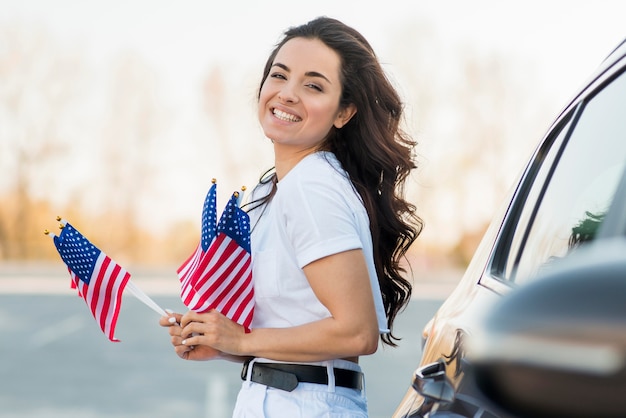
[56,216,62,221]
[44,229,50,235]
[211,178,217,184]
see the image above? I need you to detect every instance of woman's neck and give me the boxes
[273,144,320,181]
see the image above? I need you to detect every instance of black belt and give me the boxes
[241,360,363,392]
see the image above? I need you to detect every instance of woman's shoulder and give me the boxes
[286,151,348,186]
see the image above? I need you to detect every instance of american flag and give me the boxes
[180,190,254,330]
[53,221,130,342]
[177,181,218,306]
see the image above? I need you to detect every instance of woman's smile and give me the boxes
[272,108,302,122]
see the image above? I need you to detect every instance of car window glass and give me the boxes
[498,118,572,280]
[513,70,626,284]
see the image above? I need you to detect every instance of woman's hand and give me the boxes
[179,310,247,357]
[159,311,222,361]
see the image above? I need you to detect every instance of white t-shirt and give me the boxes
[248,151,389,333]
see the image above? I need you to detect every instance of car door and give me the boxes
[392,95,577,418]
[393,43,626,418]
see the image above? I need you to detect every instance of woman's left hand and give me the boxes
[159,312,222,361]
[180,310,247,356]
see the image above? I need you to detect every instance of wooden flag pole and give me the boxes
[125,280,168,316]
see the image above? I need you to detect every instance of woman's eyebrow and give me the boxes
[271,62,332,84]
[305,71,331,84]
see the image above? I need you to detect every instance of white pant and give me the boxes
[232,358,368,418]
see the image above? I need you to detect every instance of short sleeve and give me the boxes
[276,161,364,268]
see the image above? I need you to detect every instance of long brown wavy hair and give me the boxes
[248,16,423,346]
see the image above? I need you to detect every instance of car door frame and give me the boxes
[478,48,626,294]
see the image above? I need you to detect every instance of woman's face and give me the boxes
[258,37,355,151]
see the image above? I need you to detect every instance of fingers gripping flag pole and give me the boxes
[178,183,254,331]
[46,219,166,342]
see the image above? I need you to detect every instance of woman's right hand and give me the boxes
[159,311,222,361]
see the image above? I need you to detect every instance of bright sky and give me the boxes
[5,0,623,98]
[2,0,625,248]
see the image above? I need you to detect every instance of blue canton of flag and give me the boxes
[53,221,130,342]
[55,224,101,284]
[218,192,251,253]
[201,181,218,251]
[178,180,218,305]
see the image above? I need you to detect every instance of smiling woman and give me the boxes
[159,16,423,417]
[257,37,356,155]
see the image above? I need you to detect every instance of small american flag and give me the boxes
[177,181,218,306]
[53,221,130,342]
[180,189,254,330]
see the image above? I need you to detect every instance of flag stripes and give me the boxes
[53,221,130,342]
[177,187,254,330]
[70,253,130,341]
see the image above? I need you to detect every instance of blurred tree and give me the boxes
[202,66,240,176]
[0,20,559,269]
[0,25,84,259]
[199,63,273,197]
[385,22,554,266]
[98,52,165,260]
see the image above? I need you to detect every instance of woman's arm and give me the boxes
[178,248,380,362]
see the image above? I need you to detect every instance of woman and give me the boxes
[160,16,423,417]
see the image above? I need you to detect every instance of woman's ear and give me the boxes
[334,104,357,129]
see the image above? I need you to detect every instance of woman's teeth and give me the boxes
[273,109,301,122]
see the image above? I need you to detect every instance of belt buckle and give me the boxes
[241,359,251,380]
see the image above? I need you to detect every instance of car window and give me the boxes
[512,69,626,284]
[495,117,573,281]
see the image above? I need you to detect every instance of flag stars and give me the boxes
[50,219,131,342]
[54,223,101,284]
[201,183,218,251]
[214,192,251,253]
[193,185,252,257]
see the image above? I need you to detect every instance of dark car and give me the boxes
[393,36,626,418]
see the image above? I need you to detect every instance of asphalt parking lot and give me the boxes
[0,267,455,418]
